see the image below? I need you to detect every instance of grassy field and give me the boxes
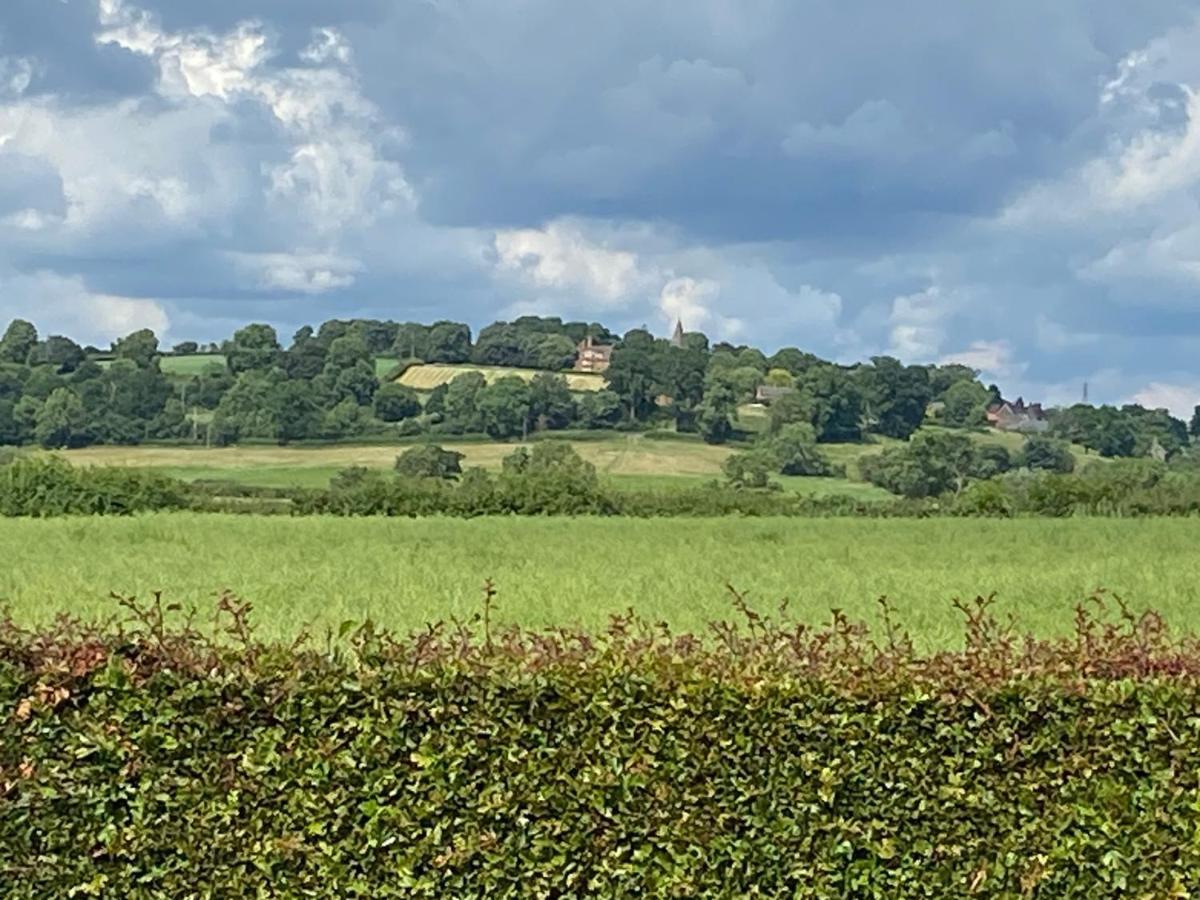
[54,436,897,499]
[1,515,1195,647]
[398,363,607,392]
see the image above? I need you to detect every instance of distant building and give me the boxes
[755,385,796,405]
[986,397,1048,433]
[671,319,686,349]
[574,335,615,374]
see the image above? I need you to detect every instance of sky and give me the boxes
[3,1,1200,412]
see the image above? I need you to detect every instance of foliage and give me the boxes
[0,457,187,515]
[722,449,775,488]
[112,328,160,369]
[5,597,1200,896]
[373,382,423,423]
[1018,434,1076,473]
[768,422,841,476]
[0,319,37,365]
[861,430,1010,498]
[940,379,990,427]
[394,444,466,479]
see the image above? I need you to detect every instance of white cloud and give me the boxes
[229,251,362,294]
[1129,381,1200,417]
[302,28,354,66]
[93,0,410,237]
[939,339,1027,380]
[494,221,642,302]
[886,283,958,360]
[0,270,169,346]
[658,276,744,337]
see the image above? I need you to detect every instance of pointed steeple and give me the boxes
[671,319,685,348]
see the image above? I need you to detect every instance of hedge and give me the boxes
[3,596,1200,896]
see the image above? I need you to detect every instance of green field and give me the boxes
[1,516,1195,647]
[398,363,607,392]
[54,436,898,499]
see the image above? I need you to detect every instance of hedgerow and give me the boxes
[3,593,1200,896]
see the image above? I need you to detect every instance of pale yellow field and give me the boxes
[58,436,735,478]
[398,363,607,392]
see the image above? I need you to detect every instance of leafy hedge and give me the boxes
[0,457,187,516]
[3,595,1200,896]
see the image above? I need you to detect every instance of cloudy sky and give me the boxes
[4,1,1200,410]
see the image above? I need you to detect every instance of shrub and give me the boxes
[0,456,187,516]
[1018,434,1076,473]
[4,598,1200,896]
[395,444,465,479]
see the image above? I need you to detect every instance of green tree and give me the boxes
[225,324,281,375]
[723,450,774,489]
[528,374,576,430]
[443,372,487,432]
[860,430,986,498]
[942,380,990,428]
[425,321,472,363]
[697,380,737,444]
[0,319,38,365]
[212,371,283,444]
[1018,435,1075,473]
[477,376,532,439]
[768,423,836,476]
[392,322,429,359]
[577,390,622,429]
[1190,405,1200,440]
[321,398,372,439]
[326,335,372,372]
[112,329,160,369]
[374,383,422,422]
[860,356,932,440]
[521,333,577,370]
[29,336,85,373]
[34,388,87,449]
[332,362,379,406]
[395,444,465,479]
[605,347,657,421]
[272,381,322,443]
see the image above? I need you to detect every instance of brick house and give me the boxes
[574,335,615,373]
[986,397,1048,433]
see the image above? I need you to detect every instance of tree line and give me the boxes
[0,315,1193,458]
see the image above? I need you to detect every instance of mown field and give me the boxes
[2,515,1196,646]
[397,362,607,392]
[55,436,897,498]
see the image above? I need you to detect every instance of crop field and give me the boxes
[397,362,607,392]
[53,436,897,499]
[159,354,227,376]
[1,516,1196,646]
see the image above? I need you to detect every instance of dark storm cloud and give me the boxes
[3,0,1200,409]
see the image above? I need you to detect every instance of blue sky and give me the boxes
[3,1,1200,411]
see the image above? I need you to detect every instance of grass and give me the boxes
[398,363,607,392]
[2,515,1197,648]
[50,425,1065,500]
[158,354,227,377]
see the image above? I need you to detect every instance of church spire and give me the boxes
[671,318,685,348]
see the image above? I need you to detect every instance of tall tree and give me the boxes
[112,329,160,369]
[34,388,87,449]
[225,324,281,375]
[0,320,37,365]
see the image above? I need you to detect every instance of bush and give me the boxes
[5,598,1200,896]
[1018,434,1076,473]
[395,444,465,479]
[0,456,187,516]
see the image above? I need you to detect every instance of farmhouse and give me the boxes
[574,335,615,373]
[986,397,1048,433]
